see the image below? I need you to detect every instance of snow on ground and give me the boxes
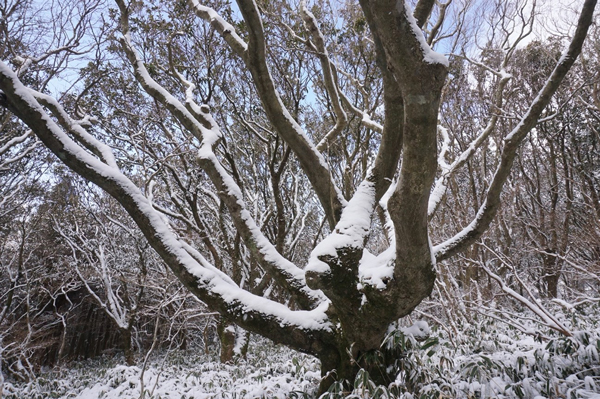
[2,338,321,399]
[4,313,600,398]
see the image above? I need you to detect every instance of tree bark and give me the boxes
[217,318,236,363]
[119,327,134,366]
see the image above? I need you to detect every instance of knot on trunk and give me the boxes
[305,246,362,303]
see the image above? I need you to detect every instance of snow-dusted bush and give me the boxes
[321,311,600,399]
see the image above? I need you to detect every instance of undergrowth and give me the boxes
[4,305,600,398]
[320,306,600,398]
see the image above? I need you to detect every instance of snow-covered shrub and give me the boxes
[2,336,321,398]
[318,311,600,399]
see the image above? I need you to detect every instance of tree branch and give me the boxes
[413,0,436,28]
[115,0,318,308]
[298,1,349,152]
[221,0,347,228]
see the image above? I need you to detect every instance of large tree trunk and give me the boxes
[317,344,355,395]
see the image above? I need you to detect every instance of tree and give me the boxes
[55,212,151,366]
[1,171,212,378]
[0,0,597,392]
[0,178,81,381]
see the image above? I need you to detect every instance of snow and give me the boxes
[428,125,452,216]
[399,0,449,67]
[499,69,513,80]
[361,111,383,132]
[6,339,320,399]
[306,179,376,275]
[233,326,248,356]
[6,311,600,399]
[31,91,119,169]
[358,247,394,289]
[401,320,430,340]
[4,307,600,399]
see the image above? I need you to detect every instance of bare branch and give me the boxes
[299,1,348,152]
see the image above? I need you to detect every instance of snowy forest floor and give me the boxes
[5,305,600,399]
[4,338,322,399]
